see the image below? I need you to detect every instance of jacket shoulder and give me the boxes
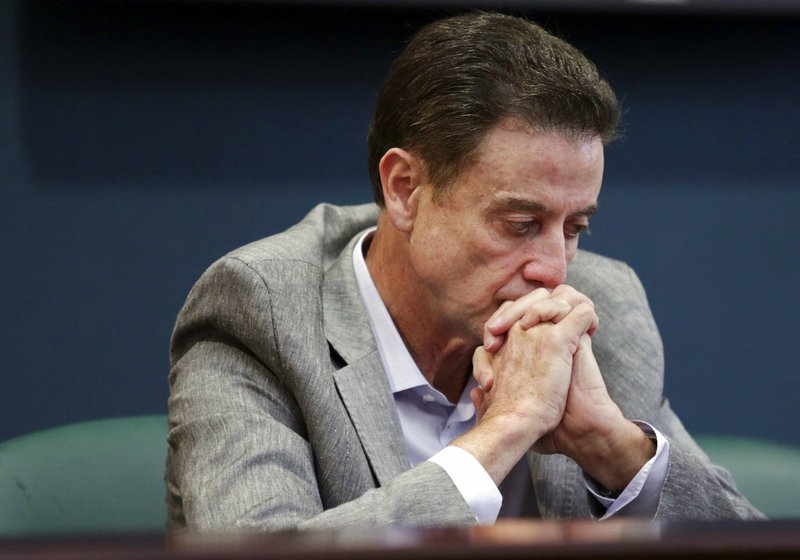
[567,250,645,309]
[568,249,632,283]
[226,203,379,271]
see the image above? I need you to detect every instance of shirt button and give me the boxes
[422,394,436,403]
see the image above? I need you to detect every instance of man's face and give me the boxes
[406,121,604,342]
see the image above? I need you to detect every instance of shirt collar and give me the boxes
[352,229,433,394]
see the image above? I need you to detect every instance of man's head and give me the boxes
[366,13,617,346]
[367,12,619,205]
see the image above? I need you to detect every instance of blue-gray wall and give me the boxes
[2,1,798,445]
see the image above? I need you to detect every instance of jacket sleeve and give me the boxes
[166,256,476,532]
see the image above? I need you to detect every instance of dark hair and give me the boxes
[367,12,619,205]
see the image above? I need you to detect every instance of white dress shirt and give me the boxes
[352,229,669,523]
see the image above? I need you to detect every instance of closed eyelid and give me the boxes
[565,223,591,239]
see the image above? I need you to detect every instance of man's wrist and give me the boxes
[452,414,544,487]
[584,423,669,519]
[571,419,657,493]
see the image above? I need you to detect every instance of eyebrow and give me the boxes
[490,195,598,218]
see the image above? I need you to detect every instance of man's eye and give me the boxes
[507,220,537,235]
[566,224,591,239]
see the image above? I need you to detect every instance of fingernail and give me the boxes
[486,334,504,352]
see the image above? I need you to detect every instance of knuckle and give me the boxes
[552,298,571,310]
[554,285,594,308]
[530,287,551,300]
[521,307,538,323]
[575,301,593,313]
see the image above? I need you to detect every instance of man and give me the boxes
[167,12,761,531]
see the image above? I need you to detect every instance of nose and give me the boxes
[521,233,568,289]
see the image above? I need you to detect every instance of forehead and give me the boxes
[442,122,604,213]
[479,122,601,177]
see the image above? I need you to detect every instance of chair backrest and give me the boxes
[0,415,168,536]
[695,434,800,519]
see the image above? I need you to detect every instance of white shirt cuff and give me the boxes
[584,421,669,519]
[427,446,502,524]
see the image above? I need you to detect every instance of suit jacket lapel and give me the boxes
[323,234,410,485]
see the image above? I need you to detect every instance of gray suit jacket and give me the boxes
[167,203,761,532]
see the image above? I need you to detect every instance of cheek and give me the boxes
[409,224,471,286]
[468,225,530,274]
[477,246,531,296]
[565,240,580,263]
[493,250,527,277]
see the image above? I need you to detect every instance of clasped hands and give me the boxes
[455,286,655,492]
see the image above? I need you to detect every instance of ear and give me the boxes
[378,148,425,233]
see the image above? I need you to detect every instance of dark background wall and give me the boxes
[1,0,798,445]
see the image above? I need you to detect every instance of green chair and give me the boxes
[0,415,168,536]
[695,434,800,519]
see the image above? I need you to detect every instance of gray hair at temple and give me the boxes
[366,12,620,206]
